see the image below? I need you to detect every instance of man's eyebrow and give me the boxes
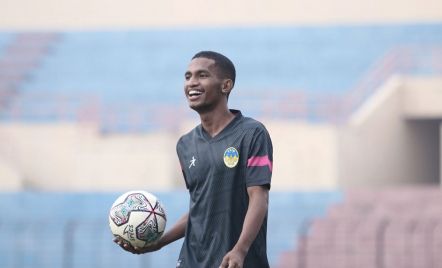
[196,69,209,73]
[185,69,210,76]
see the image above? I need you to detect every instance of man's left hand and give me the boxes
[219,249,246,268]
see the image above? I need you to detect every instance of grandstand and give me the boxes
[278,187,442,268]
[1,25,442,131]
[1,0,442,267]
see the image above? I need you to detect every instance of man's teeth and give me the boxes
[189,91,202,96]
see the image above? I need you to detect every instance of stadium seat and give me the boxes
[1,25,442,131]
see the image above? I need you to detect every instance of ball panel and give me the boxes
[110,190,158,208]
[154,199,167,221]
[109,191,157,226]
[110,211,152,248]
[156,215,167,233]
[136,212,164,247]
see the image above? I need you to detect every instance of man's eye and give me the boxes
[185,76,190,80]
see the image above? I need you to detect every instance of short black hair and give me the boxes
[192,51,236,86]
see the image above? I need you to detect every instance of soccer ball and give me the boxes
[109,190,167,248]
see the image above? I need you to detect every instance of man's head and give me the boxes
[184,51,236,112]
[192,51,236,87]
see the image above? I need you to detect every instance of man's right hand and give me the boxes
[112,238,163,255]
[112,211,189,255]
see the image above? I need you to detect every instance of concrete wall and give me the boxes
[0,118,339,191]
[0,156,21,191]
[403,77,442,119]
[263,120,338,190]
[339,76,442,187]
[0,0,441,30]
[0,123,182,191]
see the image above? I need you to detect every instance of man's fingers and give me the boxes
[114,240,154,255]
[113,238,142,254]
[229,259,242,268]
[123,243,138,254]
[134,246,146,254]
[219,257,228,268]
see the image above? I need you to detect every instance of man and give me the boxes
[114,51,273,268]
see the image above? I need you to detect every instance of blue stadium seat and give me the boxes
[19,24,442,94]
[2,24,442,129]
[0,33,13,57]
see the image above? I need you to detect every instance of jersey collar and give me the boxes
[201,109,243,143]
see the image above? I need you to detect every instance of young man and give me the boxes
[114,51,273,268]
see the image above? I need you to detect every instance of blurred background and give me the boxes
[0,0,442,267]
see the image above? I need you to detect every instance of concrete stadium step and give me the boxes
[278,187,442,268]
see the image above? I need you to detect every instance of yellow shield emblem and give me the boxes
[224,147,239,168]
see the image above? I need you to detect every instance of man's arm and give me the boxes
[219,185,269,268]
[113,210,188,254]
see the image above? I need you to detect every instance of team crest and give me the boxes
[224,147,239,168]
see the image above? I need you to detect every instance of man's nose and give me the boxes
[187,76,199,86]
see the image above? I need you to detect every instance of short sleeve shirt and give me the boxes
[176,110,273,268]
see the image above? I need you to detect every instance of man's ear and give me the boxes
[221,79,233,95]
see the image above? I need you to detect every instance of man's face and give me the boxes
[184,57,225,112]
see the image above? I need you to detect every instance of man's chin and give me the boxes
[188,102,210,113]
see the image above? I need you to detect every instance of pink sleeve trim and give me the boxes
[180,161,183,170]
[247,155,273,172]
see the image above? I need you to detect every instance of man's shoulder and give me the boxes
[177,124,201,146]
[239,115,268,135]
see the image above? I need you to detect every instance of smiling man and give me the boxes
[114,51,273,268]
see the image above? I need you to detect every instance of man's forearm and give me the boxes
[233,186,269,254]
[158,211,188,248]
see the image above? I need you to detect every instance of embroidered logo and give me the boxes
[176,260,182,267]
[189,156,196,169]
[224,147,239,168]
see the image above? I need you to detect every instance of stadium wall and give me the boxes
[0,119,339,191]
[0,123,182,191]
[339,75,442,187]
[0,0,442,30]
[0,155,20,190]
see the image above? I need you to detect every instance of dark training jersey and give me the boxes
[176,110,273,268]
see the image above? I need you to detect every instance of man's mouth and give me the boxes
[188,90,203,100]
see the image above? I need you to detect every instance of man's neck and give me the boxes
[199,106,235,138]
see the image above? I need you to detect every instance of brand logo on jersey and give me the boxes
[176,260,182,267]
[224,147,239,168]
[189,156,196,169]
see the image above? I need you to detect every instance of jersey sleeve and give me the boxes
[246,127,273,189]
[177,139,190,189]
[179,160,190,189]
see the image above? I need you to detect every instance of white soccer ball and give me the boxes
[109,190,167,248]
